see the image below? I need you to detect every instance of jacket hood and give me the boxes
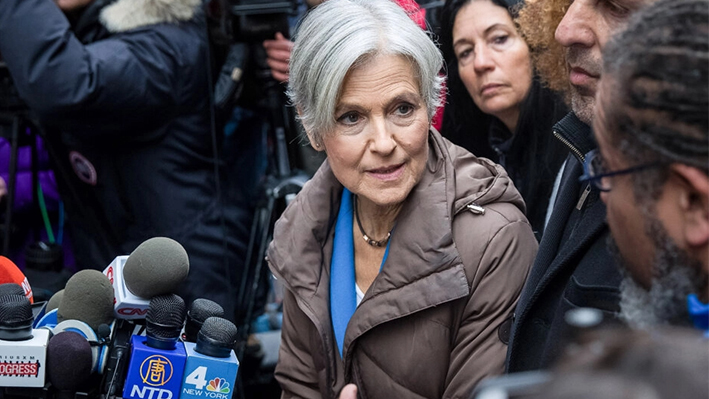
[267,128,526,298]
[99,0,200,33]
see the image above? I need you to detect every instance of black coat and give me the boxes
[0,0,252,321]
[506,112,624,372]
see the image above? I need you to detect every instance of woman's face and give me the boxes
[314,54,430,209]
[453,0,532,130]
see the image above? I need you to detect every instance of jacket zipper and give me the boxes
[466,202,485,215]
[553,129,586,164]
[553,129,593,210]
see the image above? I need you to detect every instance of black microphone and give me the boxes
[122,294,188,399]
[0,283,26,298]
[183,299,224,343]
[46,331,93,392]
[99,319,135,399]
[0,294,49,388]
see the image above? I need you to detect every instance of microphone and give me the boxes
[123,238,189,298]
[103,237,190,320]
[57,269,115,332]
[99,318,135,398]
[123,294,187,399]
[0,283,26,298]
[180,317,239,399]
[0,294,49,387]
[0,256,33,303]
[46,331,93,391]
[183,299,224,343]
[46,289,63,312]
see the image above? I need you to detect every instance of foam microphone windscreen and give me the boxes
[0,256,33,303]
[0,283,26,297]
[46,289,64,313]
[184,298,224,342]
[57,270,114,331]
[123,237,190,298]
[47,331,93,390]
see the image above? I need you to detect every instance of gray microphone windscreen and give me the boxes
[46,289,64,312]
[0,283,25,297]
[47,331,93,390]
[123,237,189,298]
[57,270,114,331]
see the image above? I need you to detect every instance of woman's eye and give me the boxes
[396,104,414,116]
[457,48,472,61]
[492,35,509,45]
[338,112,360,125]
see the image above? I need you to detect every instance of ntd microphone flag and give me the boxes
[123,336,186,399]
[180,342,239,399]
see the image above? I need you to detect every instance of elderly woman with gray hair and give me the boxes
[266,0,538,397]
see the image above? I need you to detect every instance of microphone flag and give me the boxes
[180,342,239,399]
[122,336,187,399]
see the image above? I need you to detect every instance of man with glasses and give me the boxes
[506,0,654,372]
[587,0,708,332]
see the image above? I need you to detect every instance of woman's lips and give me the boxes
[367,163,405,181]
[480,83,504,96]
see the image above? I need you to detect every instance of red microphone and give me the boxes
[0,256,33,303]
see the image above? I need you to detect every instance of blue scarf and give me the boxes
[330,188,390,358]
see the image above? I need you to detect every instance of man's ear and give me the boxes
[672,163,709,248]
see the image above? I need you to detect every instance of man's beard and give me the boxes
[608,216,705,330]
[565,47,601,125]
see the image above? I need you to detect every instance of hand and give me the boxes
[263,32,294,83]
[0,176,6,199]
[339,384,357,399]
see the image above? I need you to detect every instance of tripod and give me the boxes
[230,43,310,399]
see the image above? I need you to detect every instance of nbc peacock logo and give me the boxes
[206,378,230,394]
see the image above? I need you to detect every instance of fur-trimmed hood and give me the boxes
[99,0,201,33]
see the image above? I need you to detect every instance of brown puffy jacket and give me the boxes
[267,129,538,399]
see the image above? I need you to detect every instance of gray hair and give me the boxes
[287,0,445,146]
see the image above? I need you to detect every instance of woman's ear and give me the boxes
[297,107,324,152]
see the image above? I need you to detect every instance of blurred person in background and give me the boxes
[0,0,253,322]
[439,0,568,241]
[267,0,537,397]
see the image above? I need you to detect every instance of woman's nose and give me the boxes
[473,46,495,72]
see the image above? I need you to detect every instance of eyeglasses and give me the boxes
[579,149,662,192]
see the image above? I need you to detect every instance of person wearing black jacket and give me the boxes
[0,0,252,322]
[505,0,654,371]
[438,0,568,242]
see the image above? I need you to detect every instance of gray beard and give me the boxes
[608,216,704,330]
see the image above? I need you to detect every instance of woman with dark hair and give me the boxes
[439,0,568,240]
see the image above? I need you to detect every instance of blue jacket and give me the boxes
[506,112,623,372]
[0,0,250,320]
